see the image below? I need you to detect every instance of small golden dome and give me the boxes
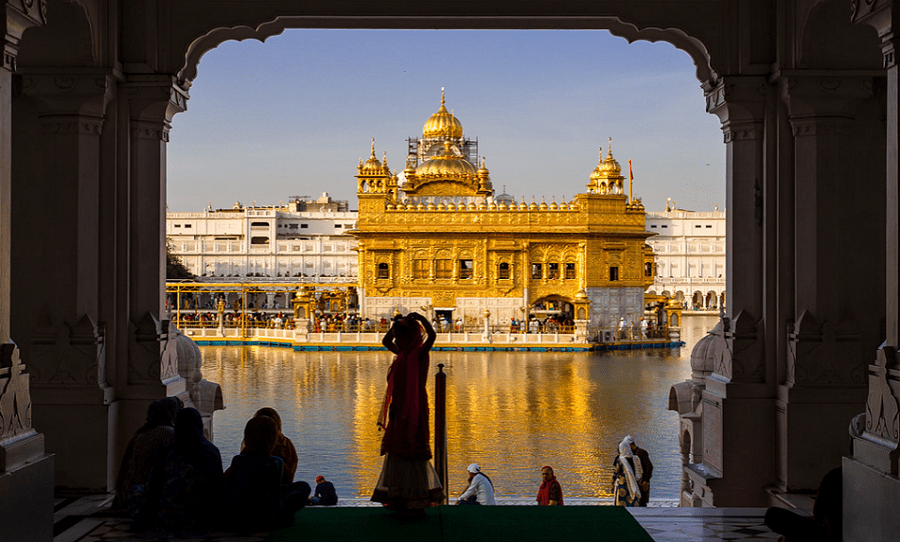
[359,138,389,176]
[602,138,622,175]
[549,197,559,211]
[437,201,446,211]
[477,157,490,177]
[403,155,416,176]
[539,197,548,211]
[423,89,463,139]
[447,202,457,211]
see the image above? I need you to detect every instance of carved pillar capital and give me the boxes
[124,75,188,128]
[705,76,767,129]
[779,72,880,122]
[18,71,117,121]
[3,0,47,54]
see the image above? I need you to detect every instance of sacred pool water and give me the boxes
[201,315,717,504]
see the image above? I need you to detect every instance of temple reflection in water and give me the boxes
[199,316,715,502]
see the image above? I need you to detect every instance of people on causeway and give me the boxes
[536,465,563,505]
[623,435,653,506]
[456,463,495,505]
[309,475,339,506]
[371,312,445,513]
[133,408,224,534]
[225,416,310,531]
[612,437,641,507]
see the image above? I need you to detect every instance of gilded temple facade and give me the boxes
[352,94,655,329]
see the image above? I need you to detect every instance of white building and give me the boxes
[645,204,726,311]
[166,193,358,282]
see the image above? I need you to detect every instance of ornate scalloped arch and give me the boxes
[178,16,717,89]
[602,18,718,86]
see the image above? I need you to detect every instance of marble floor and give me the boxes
[53,495,781,542]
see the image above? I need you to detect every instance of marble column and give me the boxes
[109,76,188,484]
[696,76,776,505]
[846,4,900,540]
[779,73,882,491]
[11,68,116,490]
[1,2,56,540]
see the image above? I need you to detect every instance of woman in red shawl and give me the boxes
[371,312,445,511]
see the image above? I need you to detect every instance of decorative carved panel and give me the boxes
[0,343,32,439]
[865,347,900,444]
[788,311,866,386]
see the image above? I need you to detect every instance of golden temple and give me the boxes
[351,91,655,330]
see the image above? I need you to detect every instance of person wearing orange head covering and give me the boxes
[536,466,563,505]
[252,407,298,485]
[371,312,445,512]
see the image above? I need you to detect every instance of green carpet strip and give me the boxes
[268,506,654,542]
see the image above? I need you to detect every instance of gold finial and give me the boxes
[383,151,388,168]
[441,87,445,105]
[607,137,613,159]
[370,138,376,159]
[598,147,603,164]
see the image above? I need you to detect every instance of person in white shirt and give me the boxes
[456,463,496,505]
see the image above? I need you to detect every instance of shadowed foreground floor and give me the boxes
[267,506,653,542]
[53,494,781,542]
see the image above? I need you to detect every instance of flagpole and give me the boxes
[628,159,633,203]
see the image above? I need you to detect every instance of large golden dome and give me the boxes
[416,141,476,179]
[422,89,463,139]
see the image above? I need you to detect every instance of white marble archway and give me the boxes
[3,2,900,541]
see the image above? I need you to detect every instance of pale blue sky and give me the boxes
[167,29,724,213]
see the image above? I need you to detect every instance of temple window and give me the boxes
[609,266,619,281]
[498,262,510,280]
[377,263,389,279]
[435,259,453,279]
[413,259,429,279]
[548,262,559,279]
[459,260,474,279]
[565,263,576,279]
[531,263,542,279]
[645,262,653,277]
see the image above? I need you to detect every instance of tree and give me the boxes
[166,242,194,279]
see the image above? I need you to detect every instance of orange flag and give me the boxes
[628,159,634,202]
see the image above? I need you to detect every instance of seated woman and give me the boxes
[225,416,310,532]
[252,407,298,484]
[112,396,183,515]
[133,408,224,534]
